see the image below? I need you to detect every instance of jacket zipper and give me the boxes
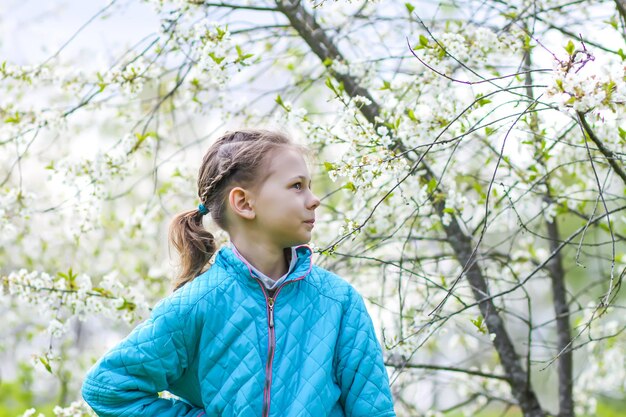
[229,245,312,416]
[255,279,298,417]
[244,247,312,417]
[256,282,277,417]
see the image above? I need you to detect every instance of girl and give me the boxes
[81,129,396,417]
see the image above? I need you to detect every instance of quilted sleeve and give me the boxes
[81,296,205,417]
[335,288,396,417]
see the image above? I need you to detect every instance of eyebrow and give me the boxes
[289,175,313,184]
[288,175,311,183]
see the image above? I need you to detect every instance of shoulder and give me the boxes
[303,265,363,308]
[151,264,234,319]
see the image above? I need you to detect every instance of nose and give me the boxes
[308,189,321,210]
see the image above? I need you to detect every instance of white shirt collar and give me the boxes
[229,242,298,290]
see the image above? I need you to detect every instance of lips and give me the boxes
[304,219,315,224]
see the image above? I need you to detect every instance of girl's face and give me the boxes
[251,147,320,248]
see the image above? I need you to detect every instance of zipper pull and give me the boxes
[268,297,275,328]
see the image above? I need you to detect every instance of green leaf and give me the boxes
[471,316,487,334]
[135,131,155,143]
[132,132,156,152]
[618,49,626,61]
[323,161,337,171]
[472,181,486,199]
[565,40,575,55]
[275,94,290,111]
[603,80,615,102]
[234,45,253,63]
[406,108,417,122]
[39,356,52,374]
[619,126,626,142]
[115,298,137,311]
[605,17,618,30]
[502,11,517,19]
[208,52,225,65]
[96,71,107,92]
[57,267,78,289]
[322,57,333,67]
[419,34,429,47]
[476,94,491,107]
[92,287,113,297]
[4,111,21,124]
[366,226,378,234]
[157,181,172,196]
[427,177,437,194]
[556,78,563,90]
[523,35,532,50]
[325,77,339,96]
[344,182,357,192]
[405,2,415,14]
[215,26,227,41]
[380,80,392,90]
[556,201,569,216]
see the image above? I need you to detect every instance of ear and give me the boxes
[228,187,256,220]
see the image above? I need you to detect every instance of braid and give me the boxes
[200,158,239,204]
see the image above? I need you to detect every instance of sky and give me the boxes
[1,0,159,66]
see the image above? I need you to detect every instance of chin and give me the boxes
[292,235,311,246]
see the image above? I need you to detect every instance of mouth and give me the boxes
[304,219,315,225]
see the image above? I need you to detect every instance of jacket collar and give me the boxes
[214,244,313,290]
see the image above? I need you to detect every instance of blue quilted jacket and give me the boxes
[82,244,396,417]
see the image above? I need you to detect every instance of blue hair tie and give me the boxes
[198,203,209,215]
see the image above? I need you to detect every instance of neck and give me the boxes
[230,237,289,281]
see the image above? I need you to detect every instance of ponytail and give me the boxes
[168,209,216,291]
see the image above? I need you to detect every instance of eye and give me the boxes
[292,182,302,190]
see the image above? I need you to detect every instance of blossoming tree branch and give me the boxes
[1,0,625,416]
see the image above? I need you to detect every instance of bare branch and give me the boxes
[385,360,509,381]
[577,111,626,187]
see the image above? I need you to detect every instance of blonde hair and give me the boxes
[168,129,306,291]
